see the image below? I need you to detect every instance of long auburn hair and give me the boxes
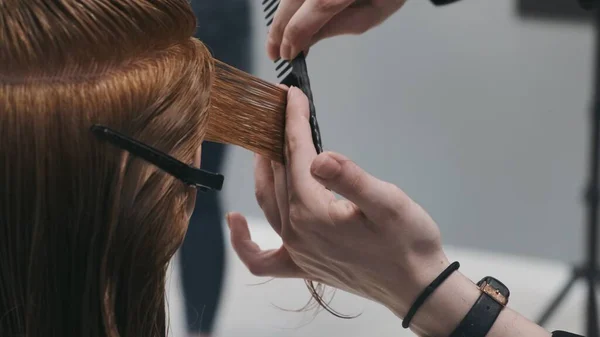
[0,1,213,336]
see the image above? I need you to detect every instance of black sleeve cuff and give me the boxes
[553,331,585,337]
[430,0,463,5]
[580,0,599,9]
[431,0,597,8]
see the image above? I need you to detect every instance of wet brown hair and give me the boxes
[0,0,335,335]
[207,60,287,163]
[0,1,212,336]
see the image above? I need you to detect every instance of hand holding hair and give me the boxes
[265,0,590,61]
[229,87,553,337]
[266,0,407,60]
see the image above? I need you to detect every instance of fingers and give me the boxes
[267,0,354,60]
[267,0,304,60]
[310,152,414,224]
[284,87,323,202]
[312,0,409,45]
[227,212,261,255]
[254,154,282,235]
[270,161,290,235]
[267,0,408,59]
[280,0,354,60]
[311,6,382,44]
[227,212,305,278]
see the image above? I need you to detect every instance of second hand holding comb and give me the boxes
[262,0,324,156]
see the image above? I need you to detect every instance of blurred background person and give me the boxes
[178,1,251,337]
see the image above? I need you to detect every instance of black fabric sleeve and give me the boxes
[553,331,585,337]
[430,0,463,5]
[579,0,600,9]
[430,0,598,8]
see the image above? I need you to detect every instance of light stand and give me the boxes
[536,8,600,337]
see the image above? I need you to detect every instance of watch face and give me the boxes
[478,277,510,306]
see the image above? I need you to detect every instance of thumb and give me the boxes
[227,212,305,278]
[310,152,413,224]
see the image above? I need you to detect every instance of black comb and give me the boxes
[262,0,324,155]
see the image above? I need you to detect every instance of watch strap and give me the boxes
[448,277,509,337]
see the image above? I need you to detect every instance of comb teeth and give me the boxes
[274,58,293,80]
[262,0,293,82]
[262,0,279,25]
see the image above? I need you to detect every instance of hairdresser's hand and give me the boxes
[266,0,407,60]
[229,88,552,337]
[228,86,451,320]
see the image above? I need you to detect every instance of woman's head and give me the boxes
[0,1,212,336]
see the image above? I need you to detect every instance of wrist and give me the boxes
[375,252,465,324]
[408,269,480,337]
[487,308,551,337]
[384,258,552,337]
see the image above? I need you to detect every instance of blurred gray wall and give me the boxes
[221,0,595,263]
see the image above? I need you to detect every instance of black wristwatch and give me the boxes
[449,276,509,337]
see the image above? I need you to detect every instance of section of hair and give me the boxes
[0,0,196,78]
[208,60,287,163]
[0,1,212,337]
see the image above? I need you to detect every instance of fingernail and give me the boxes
[311,154,341,180]
[226,212,232,227]
[289,47,298,60]
[281,39,292,60]
[288,86,298,99]
[267,37,279,60]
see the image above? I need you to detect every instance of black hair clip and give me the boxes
[90,125,224,192]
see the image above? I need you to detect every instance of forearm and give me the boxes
[384,265,550,337]
[488,307,551,337]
